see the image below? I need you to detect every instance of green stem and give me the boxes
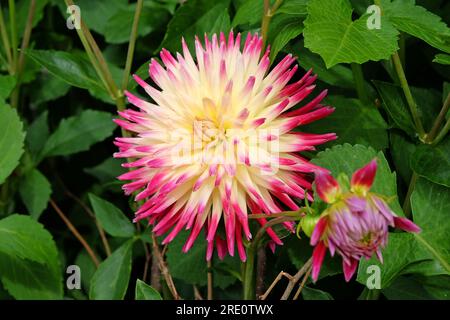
[0,3,13,71]
[432,118,450,145]
[351,63,369,103]
[402,172,418,218]
[427,93,450,143]
[391,52,425,138]
[10,0,36,109]
[261,0,283,49]
[8,0,17,73]
[121,0,143,92]
[243,246,256,300]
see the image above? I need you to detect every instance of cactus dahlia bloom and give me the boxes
[114,31,336,261]
[310,159,421,282]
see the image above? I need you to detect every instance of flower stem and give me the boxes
[427,93,450,143]
[207,259,213,300]
[261,0,283,49]
[8,0,17,73]
[432,118,450,145]
[351,63,369,103]
[391,52,425,138]
[121,0,143,92]
[243,245,256,300]
[0,3,13,72]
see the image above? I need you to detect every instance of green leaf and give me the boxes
[276,0,308,16]
[389,131,416,183]
[312,144,402,215]
[25,111,49,160]
[411,179,450,273]
[159,0,230,53]
[373,81,416,136]
[135,279,162,300]
[84,157,125,184]
[75,250,96,293]
[88,193,135,238]
[303,0,399,68]
[104,3,170,44]
[0,214,62,299]
[289,41,356,89]
[268,14,304,62]
[302,287,334,300]
[411,137,450,187]
[90,239,134,300]
[232,0,263,27]
[382,0,450,53]
[166,230,238,288]
[0,103,25,185]
[433,53,450,65]
[303,96,388,150]
[19,169,52,220]
[29,71,71,105]
[40,110,116,159]
[24,49,105,92]
[6,0,49,39]
[382,276,435,300]
[0,75,17,100]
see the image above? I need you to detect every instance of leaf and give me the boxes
[303,0,399,68]
[268,14,304,62]
[25,111,49,160]
[40,110,116,159]
[19,169,52,220]
[289,42,356,89]
[373,81,416,136]
[135,280,162,300]
[6,0,49,39]
[89,239,134,300]
[382,0,450,53]
[389,131,416,183]
[0,103,25,185]
[276,0,308,16]
[433,54,450,65]
[411,179,450,273]
[302,287,334,300]
[303,96,389,150]
[232,0,263,27]
[104,3,170,44]
[166,230,239,288]
[0,214,62,299]
[24,49,105,92]
[382,276,435,300]
[0,75,17,100]
[312,144,403,215]
[84,157,125,183]
[88,193,135,238]
[159,0,230,53]
[29,71,71,105]
[411,137,450,187]
[75,250,96,293]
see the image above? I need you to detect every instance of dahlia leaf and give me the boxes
[383,275,450,300]
[303,96,388,150]
[0,103,25,185]
[28,72,71,106]
[411,137,450,188]
[158,0,231,52]
[25,111,49,161]
[88,193,135,238]
[40,110,116,159]
[268,14,304,62]
[389,132,416,183]
[232,0,264,27]
[24,49,106,92]
[84,158,125,184]
[381,0,450,54]
[0,75,17,101]
[373,81,416,137]
[90,239,134,300]
[276,0,309,16]
[19,169,52,220]
[433,54,450,65]
[303,0,399,68]
[0,215,62,299]
[312,144,402,215]
[135,280,162,300]
[75,250,97,293]
[289,42,357,89]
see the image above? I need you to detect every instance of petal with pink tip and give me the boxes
[351,159,377,194]
[394,217,421,233]
[342,258,358,282]
[311,241,327,282]
[314,171,340,203]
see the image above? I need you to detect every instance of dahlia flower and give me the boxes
[310,159,421,281]
[114,31,336,261]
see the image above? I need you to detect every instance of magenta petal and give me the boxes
[394,217,421,233]
[342,258,358,282]
[311,241,327,282]
[351,158,377,192]
[314,170,340,203]
[310,217,328,246]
